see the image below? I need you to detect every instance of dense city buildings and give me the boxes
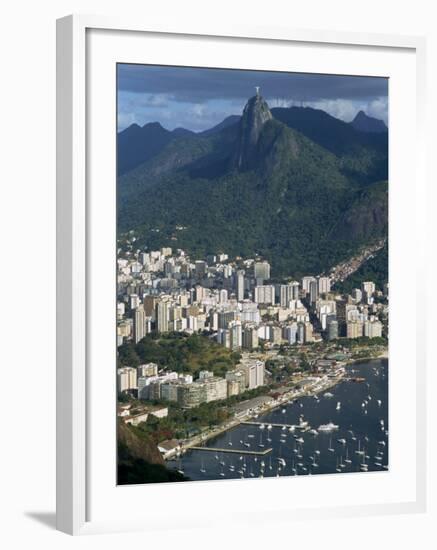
[117,245,388,409]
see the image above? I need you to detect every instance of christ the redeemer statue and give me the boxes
[255,86,260,96]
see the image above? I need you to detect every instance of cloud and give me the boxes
[190,103,206,117]
[118,64,388,103]
[366,97,389,123]
[117,65,389,131]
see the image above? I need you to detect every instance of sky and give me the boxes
[117,64,388,133]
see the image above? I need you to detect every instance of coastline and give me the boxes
[172,350,388,459]
[345,349,389,365]
[173,373,346,458]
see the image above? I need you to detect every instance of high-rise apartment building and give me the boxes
[242,324,259,350]
[302,276,317,294]
[242,360,265,389]
[137,363,158,378]
[364,319,383,338]
[254,261,271,283]
[236,270,245,301]
[133,305,147,343]
[156,300,169,333]
[318,277,331,294]
[117,367,138,393]
[361,281,376,297]
[347,320,364,339]
[254,285,275,305]
[229,320,242,350]
[327,319,339,340]
[309,280,319,304]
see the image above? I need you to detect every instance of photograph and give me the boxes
[115,64,389,485]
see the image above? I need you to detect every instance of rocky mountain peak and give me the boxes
[233,93,273,170]
[351,110,387,133]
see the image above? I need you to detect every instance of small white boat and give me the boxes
[336,401,341,411]
[318,422,339,432]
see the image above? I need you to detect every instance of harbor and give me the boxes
[171,366,347,456]
[167,359,388,480]
[190,446,272,456]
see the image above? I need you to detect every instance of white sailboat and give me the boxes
[360,449,368,472]
[355,439,364,455]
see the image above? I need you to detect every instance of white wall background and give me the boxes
[0,0,435,547]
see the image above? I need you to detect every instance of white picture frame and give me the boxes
[56,14,427,535]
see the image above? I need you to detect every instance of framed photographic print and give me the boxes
[56,15,427,535]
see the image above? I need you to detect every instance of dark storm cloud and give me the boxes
[117,64,388,103]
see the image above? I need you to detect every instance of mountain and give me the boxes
[233,93,272,170]
[117,421,187,484]
[200,115,241,137]
[117,95,388,277]
[117,122,195,176]
[271,106,388,184]
[350,110,387,133]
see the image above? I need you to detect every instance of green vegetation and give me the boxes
[117,419,189,484]
[118,442,188,484]
[117,107,388,278]
[132,402,231,442]
[118,332,240,377]
[339,336,387,348]
[130,385,268,443]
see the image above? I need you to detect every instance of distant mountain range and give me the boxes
[117,98,388,278]
[350,110,388,134]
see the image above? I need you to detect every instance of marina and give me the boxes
[190,446,273,456]
[242,422,303,429]
[168,359,388,480]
